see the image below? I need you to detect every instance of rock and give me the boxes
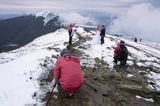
[94,57,101,64]
[101,71,122,81]
[118,84,160,99]
[82,100,92,106]
[119,84,143,92]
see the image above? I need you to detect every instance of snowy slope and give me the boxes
[0,29,71,106]
[140,40,160,50]
[0,27,160,106]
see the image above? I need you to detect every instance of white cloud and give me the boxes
[58,12,97,25]
[0,0,151,15]
[113,0,147,3]
[109,3,160,42]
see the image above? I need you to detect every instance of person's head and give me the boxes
[119,40,125,46]
[60,45,74,56]
[96,25,101,30]
[69,23,74,29]
[66,45,74,51]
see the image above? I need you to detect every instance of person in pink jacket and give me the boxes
[54,45,84,97]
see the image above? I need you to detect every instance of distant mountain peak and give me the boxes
[0,12,62,47]
[33,10,56,25]
[34,10,53,18]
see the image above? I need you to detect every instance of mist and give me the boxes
[109,3,160,42]
[58,12,97,25]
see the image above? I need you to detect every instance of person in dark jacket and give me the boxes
[53,45,84,97]
[114,41,128,65]
[134,37,137,42]
[100,25,105,45]
[68,23,75,45]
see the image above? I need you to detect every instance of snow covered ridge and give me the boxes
[0,28,68,106]
[0,27,160,105]
[32,10,57,25]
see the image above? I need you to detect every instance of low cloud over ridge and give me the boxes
[109,3,160,42]
[59,12,97,25]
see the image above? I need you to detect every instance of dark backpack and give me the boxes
[117,47,128,61]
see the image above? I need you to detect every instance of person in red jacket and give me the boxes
[53,45,84,97]
[114,40,128,65]
[68,23,75,45]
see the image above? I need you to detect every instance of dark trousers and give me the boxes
[69,36,72,45]
[101,36,104,44]
[68,30,73,45]
[58,83,73,98]
[114,53,128,65]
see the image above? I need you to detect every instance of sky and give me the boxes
[109,2,160,42]
[0,0,160,42]
[0,0,160,15]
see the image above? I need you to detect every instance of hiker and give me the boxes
[53,45,84,97]
[68,23,75,45]
[100,25,105,45]
[134,37,137,42]
[140,38,142,42]
[114,41,128,65]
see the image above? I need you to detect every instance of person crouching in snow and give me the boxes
[53,45,84,97]
[114,41,129,66]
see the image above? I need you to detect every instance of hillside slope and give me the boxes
[0,11,62,47]
[0,28,160,106]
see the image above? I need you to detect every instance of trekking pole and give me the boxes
[46,82,57,106]
[84,81,97,92]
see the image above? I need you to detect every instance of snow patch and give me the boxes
[34,10,56,25]
[146,72,160,91]
[136,95,154,102]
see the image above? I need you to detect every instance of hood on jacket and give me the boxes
[60,48,75,56]
[65,55,80,63]
[119,40,125,46]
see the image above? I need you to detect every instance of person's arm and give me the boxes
[100,30,102,36]
[100,29,105,36]
[114,46,120,54]
[71,28,76,37]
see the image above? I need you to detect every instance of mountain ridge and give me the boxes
[0,12,63,47]
[0,27,160,106]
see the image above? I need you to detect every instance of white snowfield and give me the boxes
[0,27,160,106]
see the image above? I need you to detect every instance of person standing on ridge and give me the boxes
[68,23,75,45]
[92,25,101,45]
[134,37,137,42]
[100,25,105,45]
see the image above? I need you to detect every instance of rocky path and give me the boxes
[40,32,160,106]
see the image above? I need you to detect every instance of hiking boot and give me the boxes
[68,93,74,97]
[113,60,118,64]
[64,92,74,98]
